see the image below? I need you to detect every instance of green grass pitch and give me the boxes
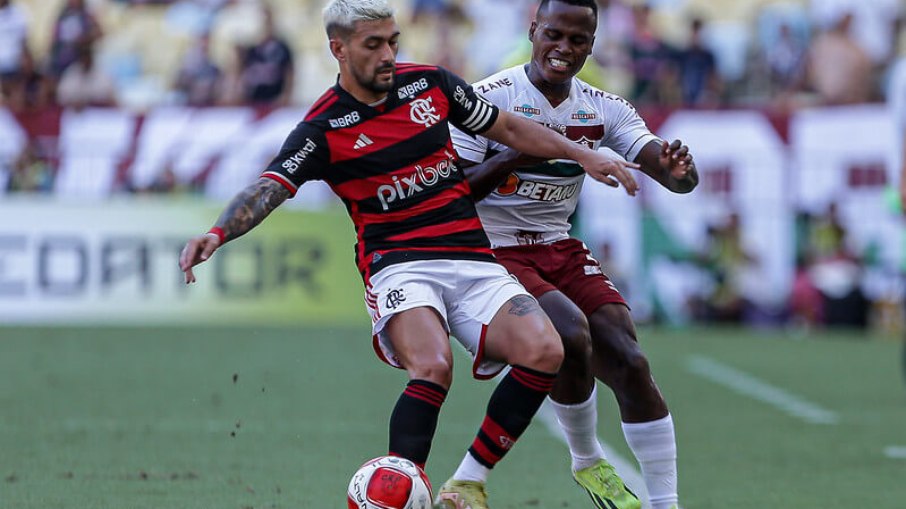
[0,325,904,508]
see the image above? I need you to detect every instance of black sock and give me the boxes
[468,365,556,468]
[388,379,447,469]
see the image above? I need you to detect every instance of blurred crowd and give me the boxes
[684,204,883,331]
[0,0,903,113]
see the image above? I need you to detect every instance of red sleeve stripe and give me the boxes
[304,91,338,121]
[396,63,437,74]
[385,218,483,242]
[307,90,333,113]
[261,172,298,195]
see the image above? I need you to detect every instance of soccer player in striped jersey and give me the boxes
[450,1,698,508]
[178,1,642,508]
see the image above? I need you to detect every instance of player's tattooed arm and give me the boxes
[180,178,290,284]
[214,178,291,242]
[507,295,544,317]
[636,139,699,194]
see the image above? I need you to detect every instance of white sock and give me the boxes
[549,386,606,472]
[622,414,679,509]
[452,452,490,483]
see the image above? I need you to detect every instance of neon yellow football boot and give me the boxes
[434,479,489,509]
[573,459,641,509]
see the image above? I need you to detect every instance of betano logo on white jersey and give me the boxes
[497,174,579,202]
[453,64,660,248]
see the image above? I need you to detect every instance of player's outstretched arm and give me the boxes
[635,139,699,194]
[482,111,640,195]
[179,178,291,284]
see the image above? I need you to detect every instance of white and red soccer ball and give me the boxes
[347,456,433,509]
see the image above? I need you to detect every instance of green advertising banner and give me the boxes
[0,197,368,326]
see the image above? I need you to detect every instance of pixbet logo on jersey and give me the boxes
[376,150,458,211]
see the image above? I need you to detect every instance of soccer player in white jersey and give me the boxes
[450,1,698,508]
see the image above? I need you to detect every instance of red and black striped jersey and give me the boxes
[261,63,500,280]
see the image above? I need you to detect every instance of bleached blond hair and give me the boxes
[322,0,395,38]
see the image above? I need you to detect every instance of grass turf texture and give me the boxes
[0,325,903,508]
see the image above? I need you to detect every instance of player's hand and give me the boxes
[660,139,694,179]
[178,232,221,284]
[577,150,640,195]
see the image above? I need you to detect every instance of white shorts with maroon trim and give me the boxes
[364,259,529,379]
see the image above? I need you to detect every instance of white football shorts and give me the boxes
[364,259,530,379]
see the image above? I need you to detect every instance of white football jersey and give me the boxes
[452,65,660,248]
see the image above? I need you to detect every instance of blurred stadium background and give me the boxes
[1,0,905,508]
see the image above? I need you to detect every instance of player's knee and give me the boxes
[525,326,564,373]
[406,355,454,387]
[622,345,651,378]
[558,316,592,366]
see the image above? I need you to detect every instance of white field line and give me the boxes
[537,400,658,509]
[883,446,906,459]
[685,355,838,425]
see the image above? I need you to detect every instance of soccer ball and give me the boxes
[346,456,433,509]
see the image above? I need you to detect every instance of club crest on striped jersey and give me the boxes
[409,97,440,127]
